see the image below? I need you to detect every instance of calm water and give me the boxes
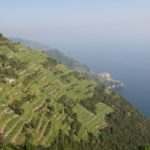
[60,43,150,117]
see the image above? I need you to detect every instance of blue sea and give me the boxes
[60,42,150,118]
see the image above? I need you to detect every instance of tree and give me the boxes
[0,33,3,38]
[138,145,150,150]
[0,133,5,145]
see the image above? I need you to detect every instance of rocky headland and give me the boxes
[97,72,124,89]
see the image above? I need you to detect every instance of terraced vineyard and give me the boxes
[0,36,150,150]
[0,37,113,147]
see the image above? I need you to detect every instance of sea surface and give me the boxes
[60,43,150,118]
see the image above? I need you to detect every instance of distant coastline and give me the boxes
[97,72,124,89]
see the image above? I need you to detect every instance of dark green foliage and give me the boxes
[80,98,97,114]
[45,98,51,103]
[25,133,33,140]
[22,122,31,132]
[46,104,55,117]
[80,86,104,114]
[58,95,68,105]
[22,93,36,103]
[30,117,38,129]
[0,54,25,80]
[0,33,3,37]
[138,145,150,150]
[8,100,24,116]
[96,86,150,150]
[70,119,82,136]
[42,57,57,69]
[0,133,5,145]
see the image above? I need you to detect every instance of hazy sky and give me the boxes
[0,0,150,49]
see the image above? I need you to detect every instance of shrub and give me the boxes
[0,33,3,38]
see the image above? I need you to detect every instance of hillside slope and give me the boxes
[11,38,123,89]
[10,38,92,73]
[0,35,150,150]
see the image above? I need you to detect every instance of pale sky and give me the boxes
[0,0,150,49]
